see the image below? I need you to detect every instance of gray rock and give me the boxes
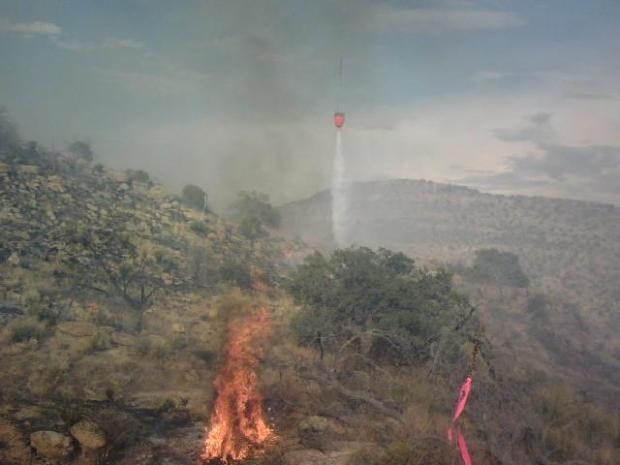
[30,430,73,459]
[70,420,106,449]
[7,252,20,267]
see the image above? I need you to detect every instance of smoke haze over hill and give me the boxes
[280,178,620,403]
[2,1,620,207]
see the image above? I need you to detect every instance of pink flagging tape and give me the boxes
[452,376,473,422]
[448,375,474,465]
[457,428,473,465]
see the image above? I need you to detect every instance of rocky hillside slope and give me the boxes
[1,151,618,465]
[0,149,293,465]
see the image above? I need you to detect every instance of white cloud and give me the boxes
[471,70,512,82]
[53,37,88,52]
[366,5,523,33]
[494,112,553,143]
[92,80,620,207]
[53,36,145,52]
[0,17,143,52]
[101,38,145,49]
[535,71,619,101]
[0,17,61,36]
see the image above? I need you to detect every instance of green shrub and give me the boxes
[93,408,143,453]
[219,259,252,289]
[56,399,86,426]
[134,335,152,356]
[190,220,211,237]
[8,317,47,343]
[158,398,176,412]
[287,247,475,364]
[465,248,529,288]
[188,245,219,287]
[194,349,216,365]
[238,215,265,240]
[182,184,207,211]
[169,335,188,351]
[230,190,281,228]
[127,169,150,184]
[67,140,94,161]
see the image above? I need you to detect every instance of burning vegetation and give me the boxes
[202,307,275,464]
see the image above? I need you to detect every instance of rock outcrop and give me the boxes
[30,430,73,460]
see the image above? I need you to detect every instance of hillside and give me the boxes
[0,149,291,464]
[280,179,620,404]
[1,149,619,465]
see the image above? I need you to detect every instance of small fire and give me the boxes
[201,308,274,463]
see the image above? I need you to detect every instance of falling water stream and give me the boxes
[331,129,348,247]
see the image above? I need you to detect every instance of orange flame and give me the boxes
[201,308,274,463]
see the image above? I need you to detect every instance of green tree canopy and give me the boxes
[67,140,94,161]
[0,107,20,153]
[466,248,530,288]
[182,184,208,211]
[287,247,474,364]
[237,215,265,240]
[230,191,281,228]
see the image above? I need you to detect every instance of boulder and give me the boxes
[30,430,73,459]
[7,252,20,267]
[70,420,106,449]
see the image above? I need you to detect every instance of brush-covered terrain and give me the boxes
[280,180,620,404]
[1,142,619,465]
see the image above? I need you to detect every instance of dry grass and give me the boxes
[366,439,452,465]
[538,386,619,465]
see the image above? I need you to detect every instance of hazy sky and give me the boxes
[2,0,620,207]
